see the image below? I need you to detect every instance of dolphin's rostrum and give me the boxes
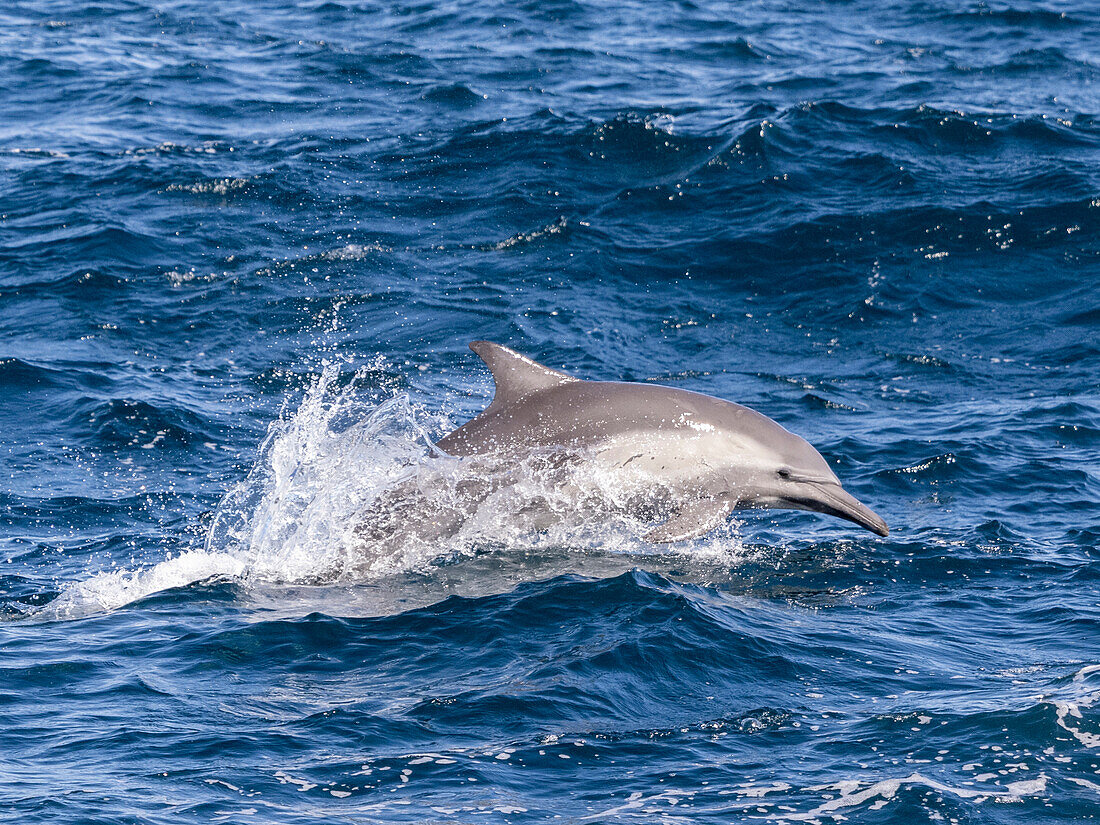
[436,341,888,541]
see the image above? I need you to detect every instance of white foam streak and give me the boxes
[1050,664,1100,750]
[772,771,1048,822]
[48,551,247,616]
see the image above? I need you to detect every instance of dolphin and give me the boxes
[435,341,888,541]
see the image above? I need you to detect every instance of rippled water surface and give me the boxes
[3,0,1099,821]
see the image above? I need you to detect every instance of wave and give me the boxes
[41,396,219,453]
[345,101,1100,266]
[0,357,73,392]
[17,565,1095,817]
[933,4,1088,29]
[0,224,163,268]
[420,83,487,107]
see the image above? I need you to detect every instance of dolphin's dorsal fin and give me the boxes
[470,341,577,406]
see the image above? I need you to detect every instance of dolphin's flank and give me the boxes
[436,341,888,541]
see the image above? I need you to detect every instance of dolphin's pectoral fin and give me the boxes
[643,498,733,543]
[470,341,578,407]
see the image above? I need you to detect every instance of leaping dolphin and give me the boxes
[436,341,888,541]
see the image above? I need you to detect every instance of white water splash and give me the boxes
[203,366,446,583]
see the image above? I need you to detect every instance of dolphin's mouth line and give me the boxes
[787,481,889,537]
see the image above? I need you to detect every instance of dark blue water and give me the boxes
[3,0,1100,821]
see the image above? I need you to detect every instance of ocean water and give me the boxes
[2,0,1099,821]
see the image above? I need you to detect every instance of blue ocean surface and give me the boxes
[2,0,1099,821]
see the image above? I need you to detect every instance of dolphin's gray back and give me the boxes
[437,342,791,459]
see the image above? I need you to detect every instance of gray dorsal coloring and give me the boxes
[470,341,577,409]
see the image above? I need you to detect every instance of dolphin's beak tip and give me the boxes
[809,482,889,538]
[861,509,889,537]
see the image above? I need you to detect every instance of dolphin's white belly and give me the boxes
[583,428,767,492]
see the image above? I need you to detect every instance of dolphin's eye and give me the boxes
[777,467,792,479]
